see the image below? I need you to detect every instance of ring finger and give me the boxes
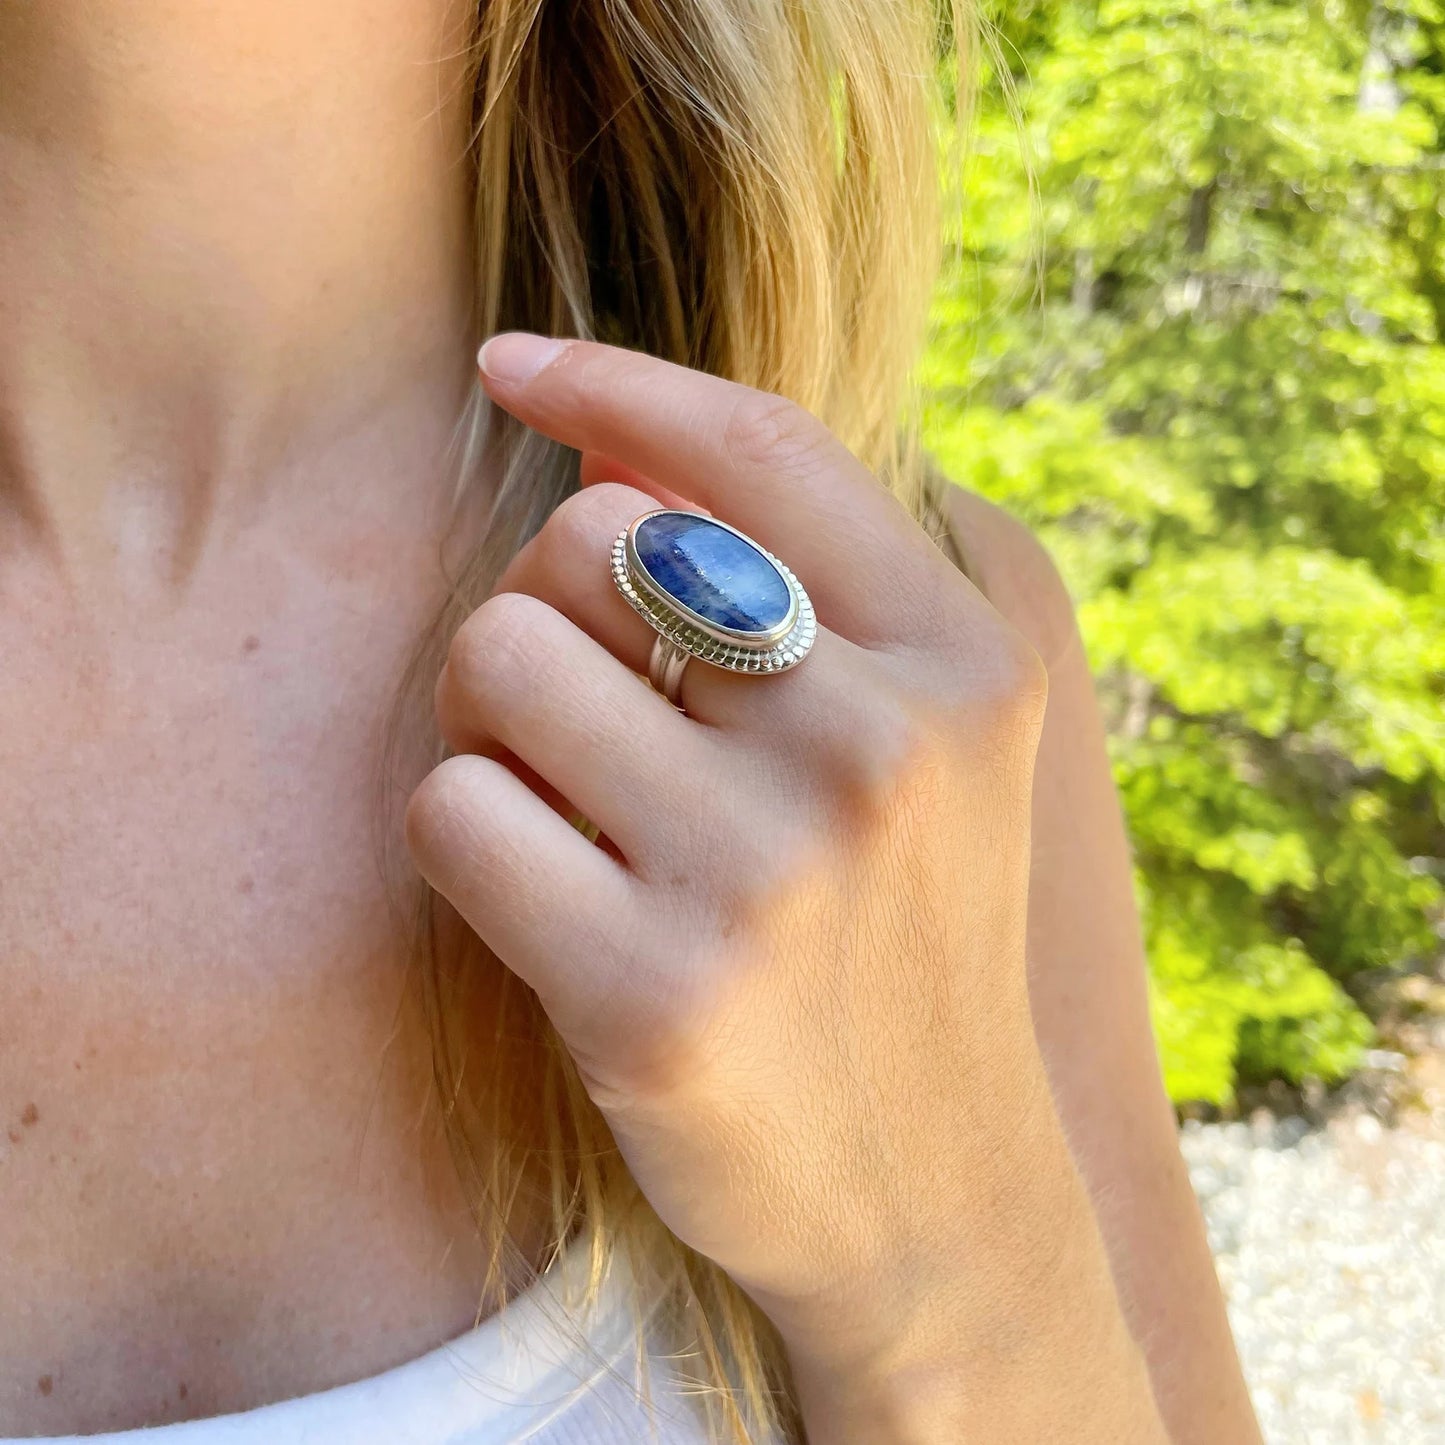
[491,480,870,727]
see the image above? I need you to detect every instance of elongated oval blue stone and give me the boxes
[633,512,792,634]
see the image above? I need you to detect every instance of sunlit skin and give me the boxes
[0,1,1260,1440]
[410,332,1165,1440]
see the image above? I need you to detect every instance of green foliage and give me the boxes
[922,0,1445,1103]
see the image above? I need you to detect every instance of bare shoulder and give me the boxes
[928,481,1260,1442]
[932,483,1081,673]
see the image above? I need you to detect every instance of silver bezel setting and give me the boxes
[610,510,817,674]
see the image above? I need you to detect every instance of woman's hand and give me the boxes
[405,334,1166,1442]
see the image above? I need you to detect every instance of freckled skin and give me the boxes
[1,0,537,1435]
[0,525,532,1435]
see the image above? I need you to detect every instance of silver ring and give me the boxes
[610,508,816,712]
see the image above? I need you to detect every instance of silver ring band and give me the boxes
[648,636,693,709]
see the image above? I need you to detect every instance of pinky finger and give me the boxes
[404,753,641,1031]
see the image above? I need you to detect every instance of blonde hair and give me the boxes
[383,0,974,1437]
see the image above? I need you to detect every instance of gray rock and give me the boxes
[1182,1116,1445,1443]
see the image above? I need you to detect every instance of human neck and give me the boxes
[0,0,481,585]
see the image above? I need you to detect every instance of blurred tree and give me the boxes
[922,0,1445,1102]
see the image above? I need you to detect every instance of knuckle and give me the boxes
[446,591,552,702]
[969,624,1050,745]
[721,390,833,475]
[817,694,927,824]
[531,500,590,579]
[542,482,639,560]
[404,754,485,859]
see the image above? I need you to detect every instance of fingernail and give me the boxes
[477,332,569,384]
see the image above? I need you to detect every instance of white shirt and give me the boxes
[8,1236,744,1444]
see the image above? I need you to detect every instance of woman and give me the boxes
[0,0,1262,1440]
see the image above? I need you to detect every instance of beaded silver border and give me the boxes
[610,510,817,674]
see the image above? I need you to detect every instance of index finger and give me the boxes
[476,333,949,646]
